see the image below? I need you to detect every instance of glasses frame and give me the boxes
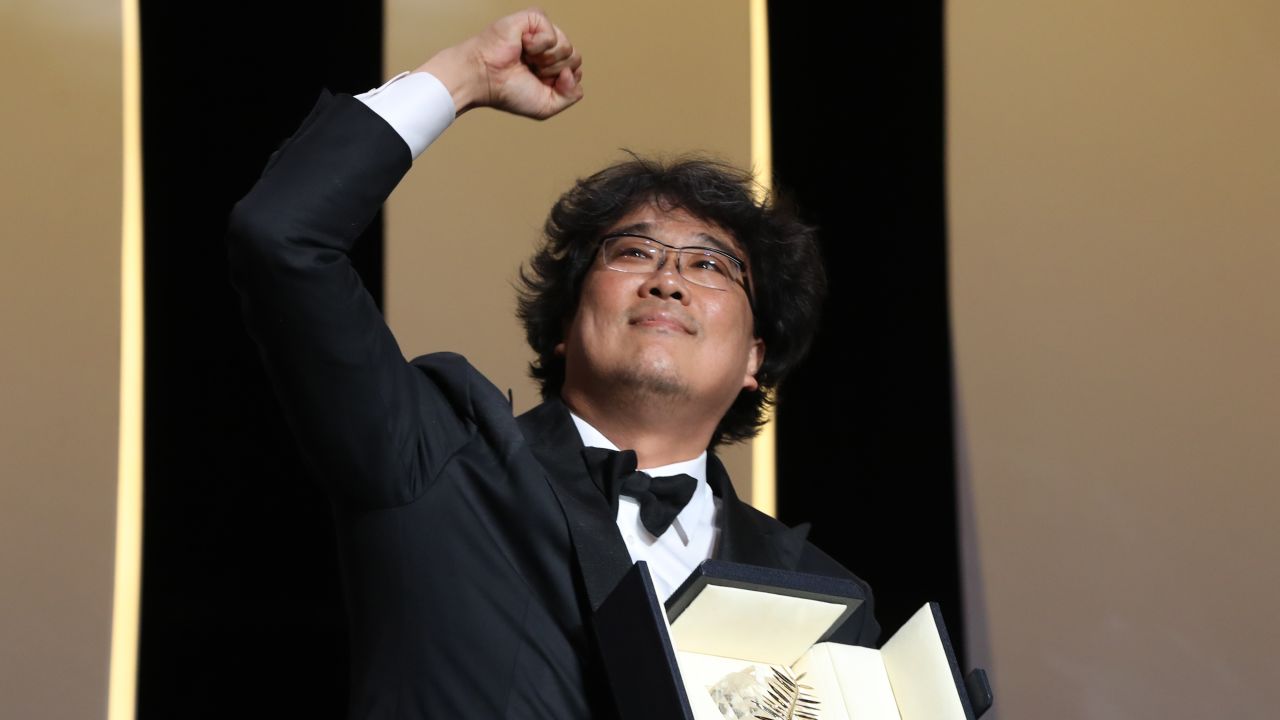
[597,232,754,303]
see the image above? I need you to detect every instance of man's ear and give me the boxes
[742,338,765,392]
[555,313,574,357]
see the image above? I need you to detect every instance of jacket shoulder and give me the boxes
[408,352,521,436]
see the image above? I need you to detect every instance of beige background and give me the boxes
[950,1,1280,717]
[382,0,758,495]
[0,1,123,717]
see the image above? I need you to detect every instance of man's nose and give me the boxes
[640,250,691,304]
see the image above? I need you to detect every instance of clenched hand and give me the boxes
[418,8,584,120]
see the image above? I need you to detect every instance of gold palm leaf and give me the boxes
[754,666,820,720]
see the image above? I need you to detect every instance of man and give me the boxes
[228,9,877,719]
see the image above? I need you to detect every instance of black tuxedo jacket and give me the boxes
[228,91,878,719]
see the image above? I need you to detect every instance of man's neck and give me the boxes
[569,412,707,477]
[560,390,716,468]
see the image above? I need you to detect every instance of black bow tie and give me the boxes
[581,447,698,538]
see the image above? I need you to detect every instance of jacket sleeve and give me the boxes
[226,92,472,509]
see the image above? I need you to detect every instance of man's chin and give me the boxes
[612,366,691,402]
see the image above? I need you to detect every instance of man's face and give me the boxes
[558,203,764,419]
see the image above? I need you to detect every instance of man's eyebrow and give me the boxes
[607,222,742,257]
[608,222,654,236]
[690,234,740,257]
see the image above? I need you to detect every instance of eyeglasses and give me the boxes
[598,232,753,299]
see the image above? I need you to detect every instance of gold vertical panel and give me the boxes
[748,0,776,517]
[109,0,144,717]
[0,1,125,717]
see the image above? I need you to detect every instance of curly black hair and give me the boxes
[516,155,827,447]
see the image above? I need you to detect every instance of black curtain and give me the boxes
[769,4,964,654]
[137,3,381,716]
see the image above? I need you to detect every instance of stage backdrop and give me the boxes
[949,1,1280,717]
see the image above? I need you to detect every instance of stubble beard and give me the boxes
[609,362,692,409]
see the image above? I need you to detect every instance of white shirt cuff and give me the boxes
[355,71,456,160]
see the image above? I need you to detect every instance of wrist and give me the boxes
[417,42,485,115]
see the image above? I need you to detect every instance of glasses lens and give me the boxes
[677,248,737,290]
[603,236,660,271]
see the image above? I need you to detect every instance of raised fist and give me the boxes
[419,8,584,119]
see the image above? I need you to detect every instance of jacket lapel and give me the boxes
[707,453,811,571]
[518,398,634,612]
